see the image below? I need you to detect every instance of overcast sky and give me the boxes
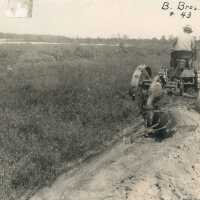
[0,0,200,38]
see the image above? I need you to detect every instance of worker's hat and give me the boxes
[183,25,193,33]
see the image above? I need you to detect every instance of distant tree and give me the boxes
[152,37,158,41]
[168,34,175,41]
[160,35,166,41]
[117,33,121,39]
[123,34,129,40]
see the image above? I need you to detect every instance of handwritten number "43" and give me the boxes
[181,11,191,18]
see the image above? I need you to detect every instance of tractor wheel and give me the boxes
[195,70,200,105]
[196,70,200,90]
[130,64,152,111]
[179,80,184,96]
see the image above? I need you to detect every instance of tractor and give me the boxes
[129,50,200,135]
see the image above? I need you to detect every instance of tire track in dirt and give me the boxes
[29,105,200,200]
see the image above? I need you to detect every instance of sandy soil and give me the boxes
[29,105,200,200]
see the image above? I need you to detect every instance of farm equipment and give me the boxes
[129,50,200,135]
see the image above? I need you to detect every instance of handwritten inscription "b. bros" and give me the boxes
[161,1,199,18]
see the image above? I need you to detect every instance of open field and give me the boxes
[0,40,171,199]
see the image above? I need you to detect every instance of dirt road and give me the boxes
[30,105,200,200]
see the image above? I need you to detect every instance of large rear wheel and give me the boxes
[130,64,152,111]
[195,70,200,105]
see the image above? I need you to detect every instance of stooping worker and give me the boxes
[170,25,196,73]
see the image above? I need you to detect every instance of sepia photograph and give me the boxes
[0,0,200,199]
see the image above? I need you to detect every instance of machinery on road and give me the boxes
[129,51,200,136]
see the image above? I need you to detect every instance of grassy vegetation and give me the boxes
[0,39,171,199]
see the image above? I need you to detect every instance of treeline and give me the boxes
[0,32,174,44]
[3,32,200,48]
[0,32,69,43]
